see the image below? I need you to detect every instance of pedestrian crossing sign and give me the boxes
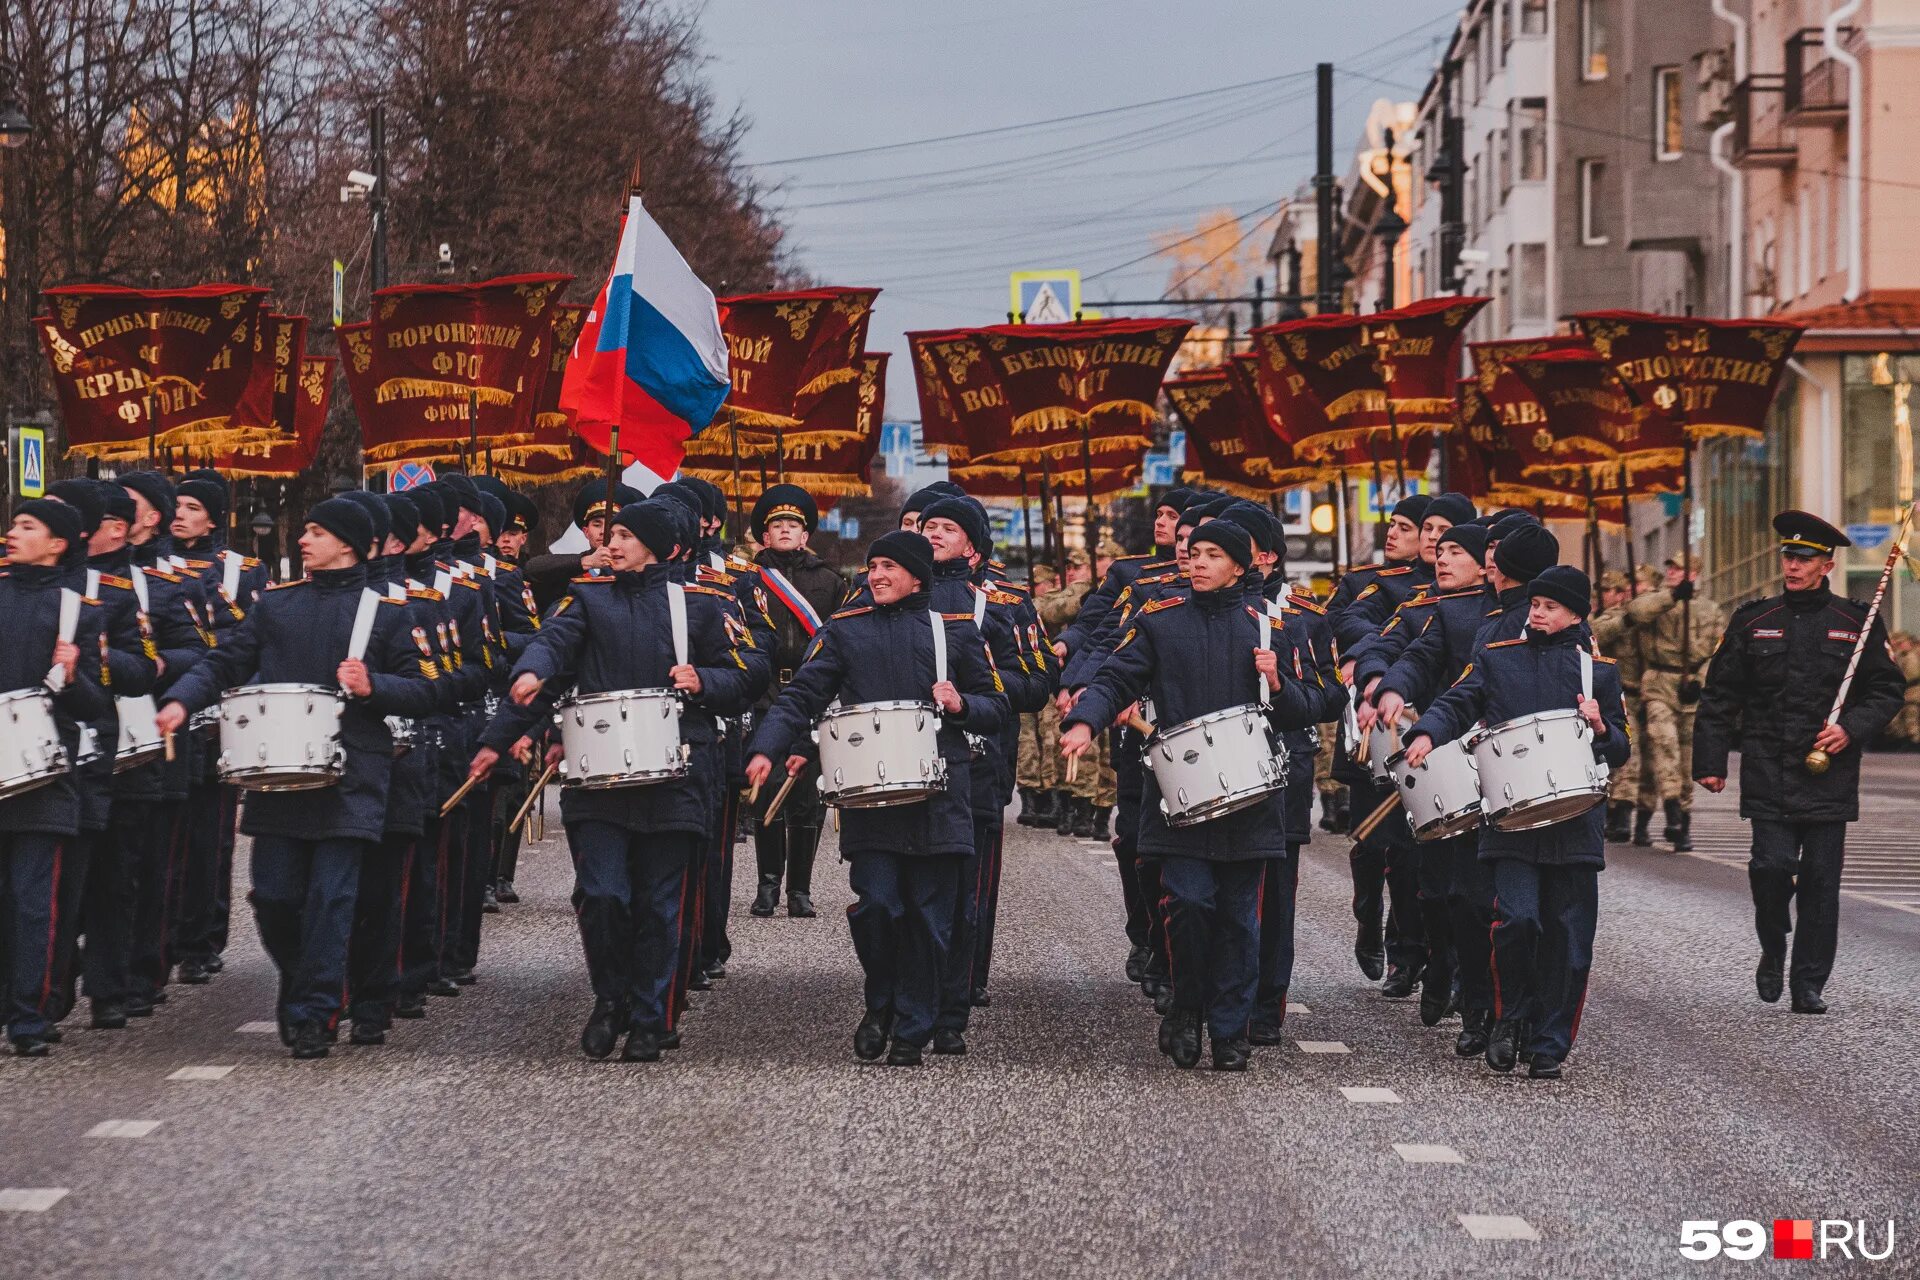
[15,427,45,499]
[1011,270,1080,325]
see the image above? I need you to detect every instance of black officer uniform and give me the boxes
[523,481,643,611]
[1693,511,1905,1013]
[740,485,846,919]
[749,530,1006,1067]
[0,500,120,1054]
[1067,520,1324,1071]
[1408,567,1630,1078]
[160,498,441,1057]
[480,500,757,1062]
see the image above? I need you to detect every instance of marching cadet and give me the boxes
[1,499,122,1055]
[155,498,441,1058]
[919,495,1052,1048]
[1035,551,1107,836]
[474,499,756,1061]
[475,480,543,904]
[1014,560,1063,829]
[522,480,643,611]
[1625,551,1723,853]
[1063,519,1324,1071]
[1050,486,1184,672]
[747,530,1006,1067]
[740,484,845,920]
[1402,565,1631,1079]
[72,480,206,1031]
[1355,522,1495,1050]
[1694,512,1905,1015]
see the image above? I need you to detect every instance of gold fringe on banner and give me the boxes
[795,366,860,398]
[1178,469,1271,501]
[725,405,804,431]
[1626,451,1688,480]
[1005,398,1158,441]
[680,466,872,500]
[363,432,544,463]
[1683,422,1765,443]
[1255,463,1326,487]
[374,378,517,407]
[1293,427,1392,461]
[153,424,291,450]
[1391,396,1457,423]
[964,434,1152,466]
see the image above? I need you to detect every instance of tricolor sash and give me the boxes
[759,565,823,637]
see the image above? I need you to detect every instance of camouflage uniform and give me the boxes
[1891,633,1920,746]
[1626,556,1725,843]
[1592,573,1655,814]
[1016,564,1064,794]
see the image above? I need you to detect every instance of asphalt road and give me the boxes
[3,774,1916,1278]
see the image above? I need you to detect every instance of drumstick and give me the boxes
[440,773,482,817]
[163,730,175,763]
[1348,792,1402,844]
[1065,754,1078,784]
[762,770,801,822]
[507,762,558,833]
[746,781,761,805]
[1125,712,1155,736]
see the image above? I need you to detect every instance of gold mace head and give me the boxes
[1804,749,1832,776]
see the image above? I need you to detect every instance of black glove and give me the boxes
[1680,677,1702,705]
[1672,580,1695,602]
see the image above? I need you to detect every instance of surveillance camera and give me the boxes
[1456,248,1491,265]
[438,243,453,264]
[347,169,378,190]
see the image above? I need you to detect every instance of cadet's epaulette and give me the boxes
[940,611,973,622]
[238,556,261,569]
[1136,571,1180,586]
[1344,561,1384,574]
[1289,596,1326,615]
[1485,636,1527,648]
[377,593,407,606]
[571,573,613,584]
[141,566,182,583]
[830,605,872,620]
[264,578,307,591]
[727,553,756,572]
[182,558,212,571]
[695,566,732,583]
[97,573,133,590]
[686,583,731,599]
[987,589,1023,605]
[1143,558,1176,570]
[1593,654,1617,664]
[1433,588,1484,600]
[1398,596,1443,610]
[81,595,102,607]
[1140,596,1185,615]
[455,575,483,590]
[1115,552,1149,563]
[407,587,444,602]
[1376,565,1413,577]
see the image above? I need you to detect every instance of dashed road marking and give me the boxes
[1340,1086,1401,1103]
[1296,1040,1350,1054]
[86,1120,163,1138]
[1287,1003,1311,1016]
[167,1065,235,1081]
[0,1188,70,1212]
[1394,1143,1465,1164]
[236,1022,279,1034]
[1458,1214,1540,1241]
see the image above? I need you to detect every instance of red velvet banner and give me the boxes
[1359,296,1489,430]
[1166,366,1269,497]
[1227,354,1322,486]
[216,355,335,477]
[1575,311,1801,441]
[685,353,888,499]
[37,284,275,457]
[718,288,876,432]
[908,331,972,462]
[1250,314,1390,459]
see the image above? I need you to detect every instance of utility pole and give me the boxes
[1375,128,1409,311]
[1429,59,1465,294]
[1314,62,1337,314]
[370,105,389,294]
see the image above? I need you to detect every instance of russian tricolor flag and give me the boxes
[560,194,730,483]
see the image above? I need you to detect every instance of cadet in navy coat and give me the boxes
[1403,566,1630,1080]
[157,499,441,1059]
[1063,520,1323,1072]
[747,530,1007,1067]
[473,499,757,1064]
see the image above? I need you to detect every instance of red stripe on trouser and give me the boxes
[1567,979,1590,1048]
[663,861,692,1032]
[36,843,65,1016]
[1487,895,1505,1019]
[1158,889,1179,998]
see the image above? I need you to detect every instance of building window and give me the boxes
[1519,0,1548,35]
[1514,99,1547,181]
[1498,127,1512,197]
[1579,159,1609,244]
[1654,66,1684,160]
[1515,243,1548,320]
[1581,0,1610,80]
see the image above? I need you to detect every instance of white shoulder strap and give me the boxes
[1579,645,1594,702]
[129,566,150,612]
[433,568,453,597]
[972,585,988,628]
[929,609,949,686]
[220,549,243,601]
[482,553,497,579]
[667,581,689,668]
[1255,605,1275,708]
[85,568,101,599]
[46,588,82,692]
[347,588,382,664]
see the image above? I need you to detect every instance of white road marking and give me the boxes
[236,1022,279,1034]
[86,1120,163,1138]
[1287,1003,1311,1015]
[1296,1040,1350,1054]
[1340,1087,1401,1103]
[1458,1214,1540,1241]
[167,1066,235,1081]
[1394,1143,1465,1164]
[0,1188,70,1212]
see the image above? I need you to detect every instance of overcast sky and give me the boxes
[691,0,1465,417]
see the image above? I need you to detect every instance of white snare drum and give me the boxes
[116,694,165,773]
[387,716,416,758]
[1388,738,1483,840]
[0,689,67,801]
[555,689,687,789]
[1358,713,1412,784]
[815,701,947,808]
[1468,708,1610,832]
[1148,704,1287,828]
[216,684,345,792]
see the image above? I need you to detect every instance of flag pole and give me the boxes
[1616,460,1638,587]
[728,410,744,530]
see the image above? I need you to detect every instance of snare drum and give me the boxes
[1359,713,1411,784]
[216,684,345,791]
[1388,738,1483,840]
[815,701,947,808]
[116,694,166,773]
[386,716,416,759]
[1147,704,1287,828]
[0,689,67,801]
[1468,708,1610,832]
[555,689,687,788]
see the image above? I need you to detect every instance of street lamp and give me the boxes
[0,101,30,149]
[1374,204,1409,311]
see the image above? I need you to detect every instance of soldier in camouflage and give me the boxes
[1625,551,1724,852]
[1017,562,1066,827]
[1594,568,1653,841]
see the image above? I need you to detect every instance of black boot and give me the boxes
[1029,787,1057,827]
[1755,951,1784,1003]
[1016,787,1039,827]
[1605,800,1632,842]
[1210,1035,1251,1071]
[751,874,781,917]
[1662,799,1684,847]
[1070,797,1095,838]
[1419,964,1454,1027]
[1162,1010,1202,1069]
[1485,1018,1520,1073]
[1054,790,1075,835]
[1671,807,1693,853]
[1380,965,1418,998]
[853,1010,892,1061]
[1331,791,1351,835]
[1455,1009,1490,1058]
[1631,808,1654,847]
[581,1000,622,1059]
[1091,806,1111,840]
[1354,923,1386,981]
[1125,945,1149,984]
[786,825,820,917]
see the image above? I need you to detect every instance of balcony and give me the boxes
[1732,75,1795,169]
[1784,27,1853,124]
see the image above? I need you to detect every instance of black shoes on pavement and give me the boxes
[1755,952,1785,1003]
[581,1001,622,1060]
[854,1011,892,1061]
[750,876,780,917]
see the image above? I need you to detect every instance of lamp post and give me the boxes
[0,91,34,521]
[0,100,30,149]
[1374,204,1409,312]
